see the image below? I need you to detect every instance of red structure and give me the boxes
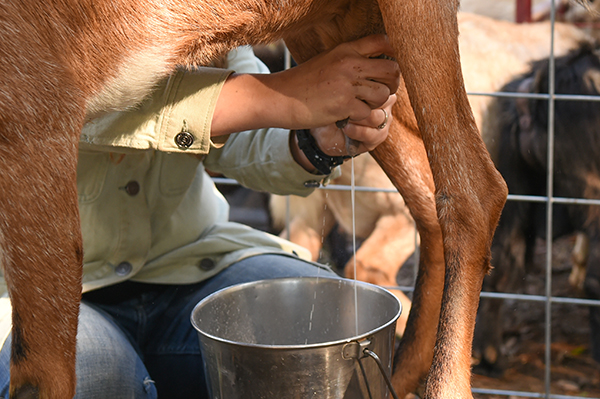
[516,0,532,23]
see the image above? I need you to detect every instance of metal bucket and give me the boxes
[191,276,401,399]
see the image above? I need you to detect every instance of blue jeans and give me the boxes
[0,254,334,398]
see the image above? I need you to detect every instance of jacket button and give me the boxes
[115,262,133,276]
[124,181,140,196]
[198,258,215,271]
[175,131,194,149]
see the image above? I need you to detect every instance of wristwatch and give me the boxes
[295,129,350,175]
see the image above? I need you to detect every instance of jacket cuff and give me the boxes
[81,67,233,154]
[156,68,234,154]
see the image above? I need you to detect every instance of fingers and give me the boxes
[342,120,388,152]
[342,94,396,152]
[352,81,392,114]
[362,58,401,95]
[352,108,389,131]
[341,56,398,120]
[312,94,396,157]
[347,35,400,94]
[338,35,399,116]
[351,95,396,128]
[364,57,401,94]
[257,34,400,130]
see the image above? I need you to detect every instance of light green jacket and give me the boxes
[0,47,330,339]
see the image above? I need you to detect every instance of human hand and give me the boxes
[310,94,396,157]
[270,34,400,129]
[290,94,396,174]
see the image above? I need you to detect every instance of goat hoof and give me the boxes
[484,345,498,364]
[472,345,506,378]
[10,384,39,399]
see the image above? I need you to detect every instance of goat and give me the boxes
[459,0,596,23]
[475,42,600,373]
[0,0,508,398]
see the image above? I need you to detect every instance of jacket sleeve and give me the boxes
[80,67,233,154]
[203,127,331,196]
[80,46,335,195]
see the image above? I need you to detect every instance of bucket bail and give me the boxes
[343,339,400,399]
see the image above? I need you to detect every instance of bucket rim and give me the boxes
[190,276,402,350]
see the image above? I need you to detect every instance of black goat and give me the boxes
[474,42,600,372]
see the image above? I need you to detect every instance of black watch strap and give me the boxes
[295,129,350,175]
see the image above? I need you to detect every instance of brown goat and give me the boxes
[0,0,508,398]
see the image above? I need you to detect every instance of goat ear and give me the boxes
[516,77,534,131]
[583,68,600,95]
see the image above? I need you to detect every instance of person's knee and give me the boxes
[74,304,157,399]
[0,334,12,398]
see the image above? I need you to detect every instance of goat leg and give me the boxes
[371,93,445,397]
[0,120,82,399]
[376,0,508,397]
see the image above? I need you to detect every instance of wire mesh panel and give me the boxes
[468,2,600,397]
[214,2,600,398]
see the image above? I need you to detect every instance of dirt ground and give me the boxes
[470,235,600,398]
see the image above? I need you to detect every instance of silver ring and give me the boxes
[377,108,388,130]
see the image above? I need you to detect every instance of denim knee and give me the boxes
[74,303,157,399]
[0,303,157,399]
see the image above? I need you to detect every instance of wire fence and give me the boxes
[471,3,600,398]
[213,2,600,398]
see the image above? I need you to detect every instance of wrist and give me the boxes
[293,129,349,175]
[290,130,319,174]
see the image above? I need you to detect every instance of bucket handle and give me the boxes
[360,349,399,399]
[342,340,400,399]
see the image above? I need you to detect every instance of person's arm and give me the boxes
[205,36,398,194]
[81,35,398,160]
[204,93,396,195]
[210,34,399,137]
